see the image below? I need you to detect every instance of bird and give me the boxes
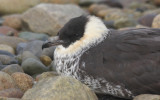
[42,15,160,99]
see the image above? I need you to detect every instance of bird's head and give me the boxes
[42,15,88,49]
[42,15,109,56]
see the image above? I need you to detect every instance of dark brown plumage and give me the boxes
[80,28,160,97]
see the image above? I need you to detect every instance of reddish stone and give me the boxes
[0,26,18,36]
[0,88,24,98]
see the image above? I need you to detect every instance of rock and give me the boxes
[152,14,160,28]
[0,44,15,54]
[79,0,100,6]
[136,24,149,28]
[42,46,56,59]
[21,51,39,62]
[2,14,22,30]
[152,0,160,6]
[0,18,4,26]
[103,20,114,29]
[114,18,136,29]
[16,43,27,55]
[0,97,21,100]
[97,94,127,100]
[118,0,149,8]
[104,11,136,29]
[22,3,86,36]
[1,64,23,75]
[80,0,123,8]
[118,27,136,31]
[0,71,16,91]
[0,0,40,15]
[88,4,109,15]
[23,40,43,57]
[133,94,160,100]
[138,13,157,27]
[40,55,52,66]
[22,76,98,100]
[40,0,79,4]
[0,88,23,98]
[35,71,58,81]
[96,8,121,18]
[18,31,49,41]
[22,40,45,57]
[129,2,156,12]
[0,50,15,57]
[11,72,34,92]
[0,26,18,36]
[21,58,48,75]
[0,65,7,70]
[104,11,128,21]
[0,36,26,49]
[143,8,160,16]
[123,9,142,20]
[0,55,18,65]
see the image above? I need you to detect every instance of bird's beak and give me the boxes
[42,36,64,49]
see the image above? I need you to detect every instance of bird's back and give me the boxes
[79,28,160,98]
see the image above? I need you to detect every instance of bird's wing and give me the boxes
[80,28,160,95]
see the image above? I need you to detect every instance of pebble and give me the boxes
[88,4,109,15]
[138,13,157,27]
[21,58,48,75]
[0,36,26,49]
[152,14,160,28]
[40,0,79,4]
[153,0,160,6]
[0,71,16,91]
[114,18,136,29]
[16,43,27,55]
[133,94,160,100]
[11,72,34,92]
[21,51,39,62]
[1,64,23,75]
[0,55,18,65]
[0,50,15,57]
[97,8,121,18]
[22,3,87,36]
[18,31,49,41]
[22,40,44,57]
[22,76,98,100]
[0,0,40,15]
[35,71,58,81]
[0,17,4,26]
[0,26,18,36]
[0,64,7,70]
[129,2,156,12]
[40,55,52,66]
[0,97,21,100]
[0,88,23,98]
[143,8,160,16]
[104,11,128,21]
[2,14,22,30]
[0,44,15,54]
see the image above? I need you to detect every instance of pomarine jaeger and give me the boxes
[42,15,160,99]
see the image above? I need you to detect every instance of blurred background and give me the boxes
[0,0,160,38]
